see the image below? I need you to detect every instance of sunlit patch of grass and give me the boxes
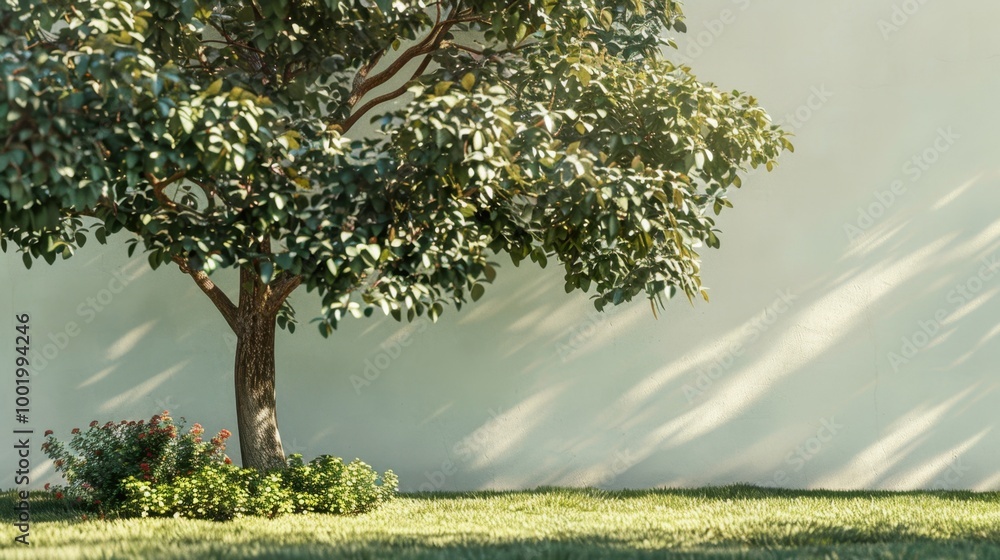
[3,485,1000,559]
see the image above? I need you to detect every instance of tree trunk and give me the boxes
[178,253,300,471]
[233,268,286,471]
[234,310,286,470]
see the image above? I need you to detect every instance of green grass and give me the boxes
[3,486,1000,559]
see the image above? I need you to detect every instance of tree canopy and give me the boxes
[1,0,790,335]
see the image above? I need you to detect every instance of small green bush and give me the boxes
[122,462,253,521]
[247,470,295,518]
[283,454,398,514]
[122,456,397,520]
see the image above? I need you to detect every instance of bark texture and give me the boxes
[234,300,285,469]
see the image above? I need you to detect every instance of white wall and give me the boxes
[4,0,1000,491]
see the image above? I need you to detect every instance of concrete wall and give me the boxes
[4,0,1000,491]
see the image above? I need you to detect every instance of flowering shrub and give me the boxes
[42,411,232,510]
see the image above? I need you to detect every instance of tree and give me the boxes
[0,0,791,470]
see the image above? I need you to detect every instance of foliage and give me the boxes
[283,453,399,514]
[4,0,791,473]
[42,412,396,520]
[0,0,791,333]
[247,469,296,518]
[41,411,232,511]
[121,462,253,521]
[122,453,397,520]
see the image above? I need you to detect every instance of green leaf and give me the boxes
[259,262,273,284]
[608,213,620,240]
[204,78,223,96]
[434,81,454,96]
[460,73,476,92]
[470,283,485,302]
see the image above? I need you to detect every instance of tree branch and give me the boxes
[344,3,459,109]
[265,272,302,315]
[146,171,187,210]
[188,178,220,211]
[173,255,239,332]
[337,7,464,132]
[340,51,436,133]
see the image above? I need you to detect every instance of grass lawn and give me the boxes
[3,485,1000,559]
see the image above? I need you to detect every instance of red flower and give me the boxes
[54,492,63,499]
[218,429,232,439]
[191,423,204,435]
[104,422,113,428]
[120,420,128,425]
[138,433,145,439]
[90,421,98,427]
[139,463,150,471]
[93,450,102,457]
[224,457,232,464]
[54,460,63,467]
[44,483,50,490]
[44,430,53,436]
[146,451,153,457]
[71,428,80,434]
[193,437,202,443]
[93,499,101,505]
